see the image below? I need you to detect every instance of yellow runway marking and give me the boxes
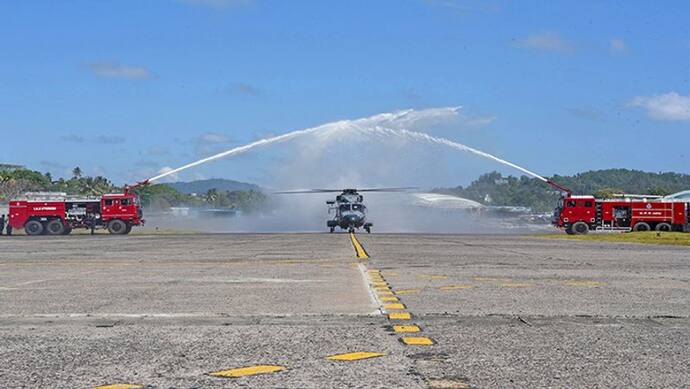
[418,274,448,280]
[209,365,286,378]
[350,232,369,259]
[401,336,434,345]
[439,284,474,290]
[396,289,420,295]
[380,296,399,302]
[372,282,389,287]
[499,283,533,288]
[94,385,144,389]
[562,280,607,287]
[393,325,421,333]
[389,312,412,320]
[383,303,406,310]
[327,351,386,361]
[378,291,395,296]
[374,286,390,291]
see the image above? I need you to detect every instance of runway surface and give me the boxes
[0,233,688,388]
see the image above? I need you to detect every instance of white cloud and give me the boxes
[177,0,253,9]
[199,132,232,144]
[195,132,235,155]
[610,38,626,53]
[156,166,179,182]
[88,62,150,80]
[463,115,496,127]
[513,32,573,53]
[629,92,690,121]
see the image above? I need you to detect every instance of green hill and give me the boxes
[164,179,260,194]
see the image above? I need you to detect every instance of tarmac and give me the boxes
[0,233,688,388]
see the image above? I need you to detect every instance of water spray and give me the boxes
[145,107,557,191]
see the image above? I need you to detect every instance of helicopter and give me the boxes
[275,188,416,233]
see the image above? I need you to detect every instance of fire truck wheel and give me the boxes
[107,219,128,235]
[124,224,132,234]
[25,220,44,236]
[45,219,65,235]
[633,222,650,232]
[571,221,589,235]
[62,227,72,235]
[655,222,672,232]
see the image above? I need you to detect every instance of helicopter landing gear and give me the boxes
[329,227,335,233]
[364,223,372,234]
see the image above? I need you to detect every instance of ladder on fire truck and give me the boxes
[593,202,632,232]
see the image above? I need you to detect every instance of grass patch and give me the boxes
[534,231,690,247]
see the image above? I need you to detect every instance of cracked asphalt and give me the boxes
[1,233,688,388]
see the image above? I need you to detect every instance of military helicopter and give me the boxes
[275,188,416,233]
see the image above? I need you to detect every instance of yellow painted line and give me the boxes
[349,232,369,259]
[377,291,395,296]
[499,283,533,288]
[374,285,390,291]
[393,325,420,333]
[383,303,406,310]
[418,274,448,280]
[439,284,474,290]
[395,289,420,295]
[209,365,286,378]
[326,351,386,361]
[371,282,389,287]
[388,312,412,320]
[370,277,385,282]
[367,269,380,274]
[380,296,399,302]
[562,280,607,287]
[401,336,434,346]
[94,385,143,389]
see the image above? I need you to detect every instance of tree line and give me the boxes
[0,166,268,214]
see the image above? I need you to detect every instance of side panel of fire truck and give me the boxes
[8,200,67,235]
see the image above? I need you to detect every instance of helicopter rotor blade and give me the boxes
[356,187,418,192]
[273,187,418,194]
[273,189,344,194]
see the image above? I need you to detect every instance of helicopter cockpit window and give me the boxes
[339,204,351,212]
[352,204,364,211]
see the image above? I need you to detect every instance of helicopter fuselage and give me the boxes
[327,191,372,233]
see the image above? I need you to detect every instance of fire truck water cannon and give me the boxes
[7,182,147,236]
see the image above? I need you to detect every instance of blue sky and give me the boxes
[1,0,689,186]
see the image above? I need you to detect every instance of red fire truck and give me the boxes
[548,181,690,234]
[7,186,145,236]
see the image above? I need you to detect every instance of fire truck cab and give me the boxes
[553,195,690,234]
[8,191,144,235]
